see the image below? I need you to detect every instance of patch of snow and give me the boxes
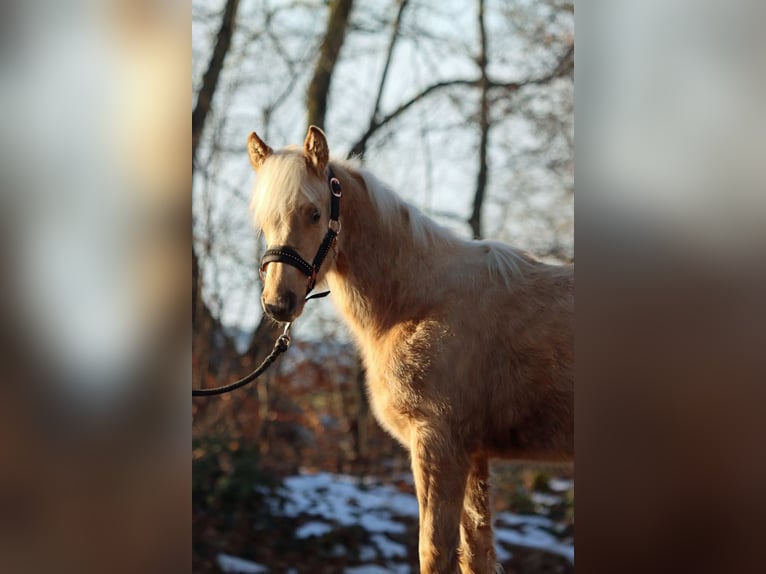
[262,471,573,568]
[358,544,378,562]
[531,492,562,506]
[271,472,417,532]
[295,520,333,539]
[496,511,554,528]
[548,478,574,492]
[370,533,408,559]
[359,511,406,534]
[217,553,269,573]
[346,563,410,574]
[344,566,390,574]
[494,524,574,563]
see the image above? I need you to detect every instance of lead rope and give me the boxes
[192,323,292,397]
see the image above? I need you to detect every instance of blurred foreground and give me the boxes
[0,1,189,573]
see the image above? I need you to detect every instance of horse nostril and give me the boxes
[263,291,297,321]
[264,303,281,319]
[282,291,296,315]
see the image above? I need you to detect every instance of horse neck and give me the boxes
[326,166,441,337]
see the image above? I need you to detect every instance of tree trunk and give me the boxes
[306,0,355,130]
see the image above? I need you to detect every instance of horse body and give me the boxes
[249,127,573,574]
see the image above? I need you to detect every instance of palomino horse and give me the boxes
[248,126,573,574]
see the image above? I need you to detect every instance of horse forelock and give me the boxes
[250,147,324,228]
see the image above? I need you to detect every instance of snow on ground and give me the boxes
[549,477,575,492]
[246,469,573,572]
[261,471,418,540]
[217,553,269,573]
[344,565,410,574]
[369,533,408,560]
[496,512,574,563]
[295,520,334,539]
[531,491,563,506]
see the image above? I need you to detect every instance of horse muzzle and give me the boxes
[262,290,299,323]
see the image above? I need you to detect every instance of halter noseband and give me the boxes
[259,167,342,298]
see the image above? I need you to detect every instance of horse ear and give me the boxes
[303,125,329,174]
[248,131,272,171]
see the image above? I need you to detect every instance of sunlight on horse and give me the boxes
[248,126,574,574]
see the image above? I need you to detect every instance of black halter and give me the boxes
[259,166,342,299]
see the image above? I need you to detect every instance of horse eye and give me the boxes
[311,209,321,223]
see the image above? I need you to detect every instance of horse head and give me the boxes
[248,126,337,323]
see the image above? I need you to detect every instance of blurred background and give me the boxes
[192,0,573,572]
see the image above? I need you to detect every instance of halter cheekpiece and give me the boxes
[259,166,342,299]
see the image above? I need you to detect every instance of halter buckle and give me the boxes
[330,178,342,197]
[328,219,341,234]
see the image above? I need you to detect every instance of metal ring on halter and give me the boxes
[328,219,341,234]
[330,178,342,197]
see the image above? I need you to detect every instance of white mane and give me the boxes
[348,161,454,249]
[347,162,530,283]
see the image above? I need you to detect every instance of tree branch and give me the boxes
[365,0,410,139]
[347,79,475,158]
[346,43,573,159]
[306,0,355,129]
[468,0,490,239]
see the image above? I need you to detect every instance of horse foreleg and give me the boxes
[458,455,498,574]
[411,432,469,574]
